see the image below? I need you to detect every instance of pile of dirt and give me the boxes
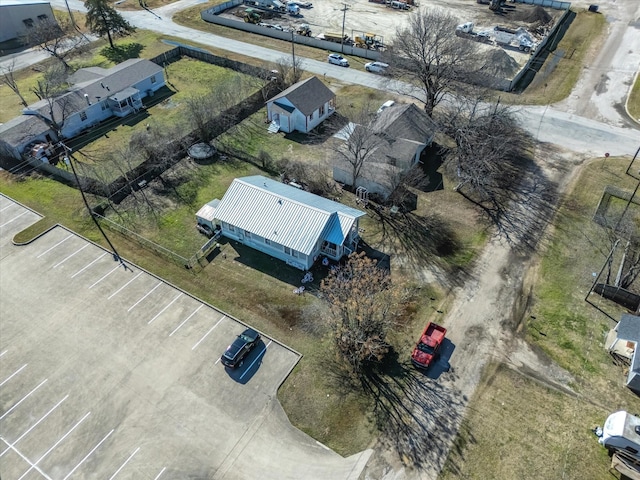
[514,5,553,24]
[483,49,520,78]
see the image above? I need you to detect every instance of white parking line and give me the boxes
[0,378,47,420]
[0,349,7,358]
[36,234,73,258]
[0,395,69,457]
[0,363,27,387]
[0,210,28,228]
[1,438,53,480]
[53,244,89,268]
[153,467,167,480]
[169,305,203,337]
[0,203,15,212]
[128,282,162,312]
[239,340,272,380]
[71,252,107,278]
[148,293,182,325]
[62,429,114,480]
[108,271,142,299]
[192,316,225,351]
[17,411,91,480]
[108,446,140,480]
[89,264,122,289]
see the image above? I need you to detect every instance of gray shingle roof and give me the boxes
[618,314,640,343]
[370,103,435,144]
[268,76,335,116]
[214,175,364,255]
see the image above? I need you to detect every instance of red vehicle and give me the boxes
[411,322,446,369]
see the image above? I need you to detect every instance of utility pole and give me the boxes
[64,0,76,28]
[291,30,296,80]
[61,143,125,267]
[341,3,349,54]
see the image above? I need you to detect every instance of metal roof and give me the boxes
[214,176,365,255]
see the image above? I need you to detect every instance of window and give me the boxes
[101,101,107,111]
[228,224,235,232]
[37,14,48,21]
[150,75,157,84]
[319,105,325,116]
[79,111,88,122]
[264,238,271,245]
[308,112,314,121]
[23,18,34,28]
[244,230,251,239]
[291,250,298,258]
[284,247,291,255]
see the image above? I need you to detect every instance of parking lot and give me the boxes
[0,194,371,479]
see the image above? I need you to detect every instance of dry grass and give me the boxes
[441,157,640,479]
[628,74,640,123]
[441,363,611,480]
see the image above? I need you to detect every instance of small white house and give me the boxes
[606,314,640,394]
[0,0,56,43]
[206,175,365,270]
[266,76,336,134]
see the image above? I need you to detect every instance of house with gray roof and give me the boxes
[266,76,336,134]
[333,103,435,199]
[0,58,164,160]
[203,175,365,270]
[606,314,640,394]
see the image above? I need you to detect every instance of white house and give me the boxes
[0,0,55,43]
[606,314,640,394]
[0,59,165,160]
[204,175,365,270]
[333,103,435,199]
[266,76,336,134]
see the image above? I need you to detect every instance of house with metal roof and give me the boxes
[333,103,435,199]
[0,59,164,160]
[266,76,336,134]
[606,314,640,394]
[207,175,365,270]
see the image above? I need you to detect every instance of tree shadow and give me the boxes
[370,206,470,287]
[456,150,560,254]
[359,352,470,470]
[100,43,144,63]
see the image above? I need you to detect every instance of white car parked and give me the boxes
[328,53,349,67]
[365,61,389,74]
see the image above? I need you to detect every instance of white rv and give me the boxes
[598,411,640,460]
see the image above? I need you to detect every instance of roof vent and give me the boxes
[278,199,282,205]
[84,93,91,105]
[101,82,105,88]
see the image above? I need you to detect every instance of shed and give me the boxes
[606,314,640,394]
[196,199,220,230]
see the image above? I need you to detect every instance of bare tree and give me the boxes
[271,56,304,89]
[21,16,86,70]
[320,252,405,374]
[1,59,29,108]
[439,95,530,198]
[185,78,241,142]
[28,64,73,136]
[389,9,481,116]
[331,104,384,190]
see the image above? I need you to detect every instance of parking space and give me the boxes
[0,195,305,479]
